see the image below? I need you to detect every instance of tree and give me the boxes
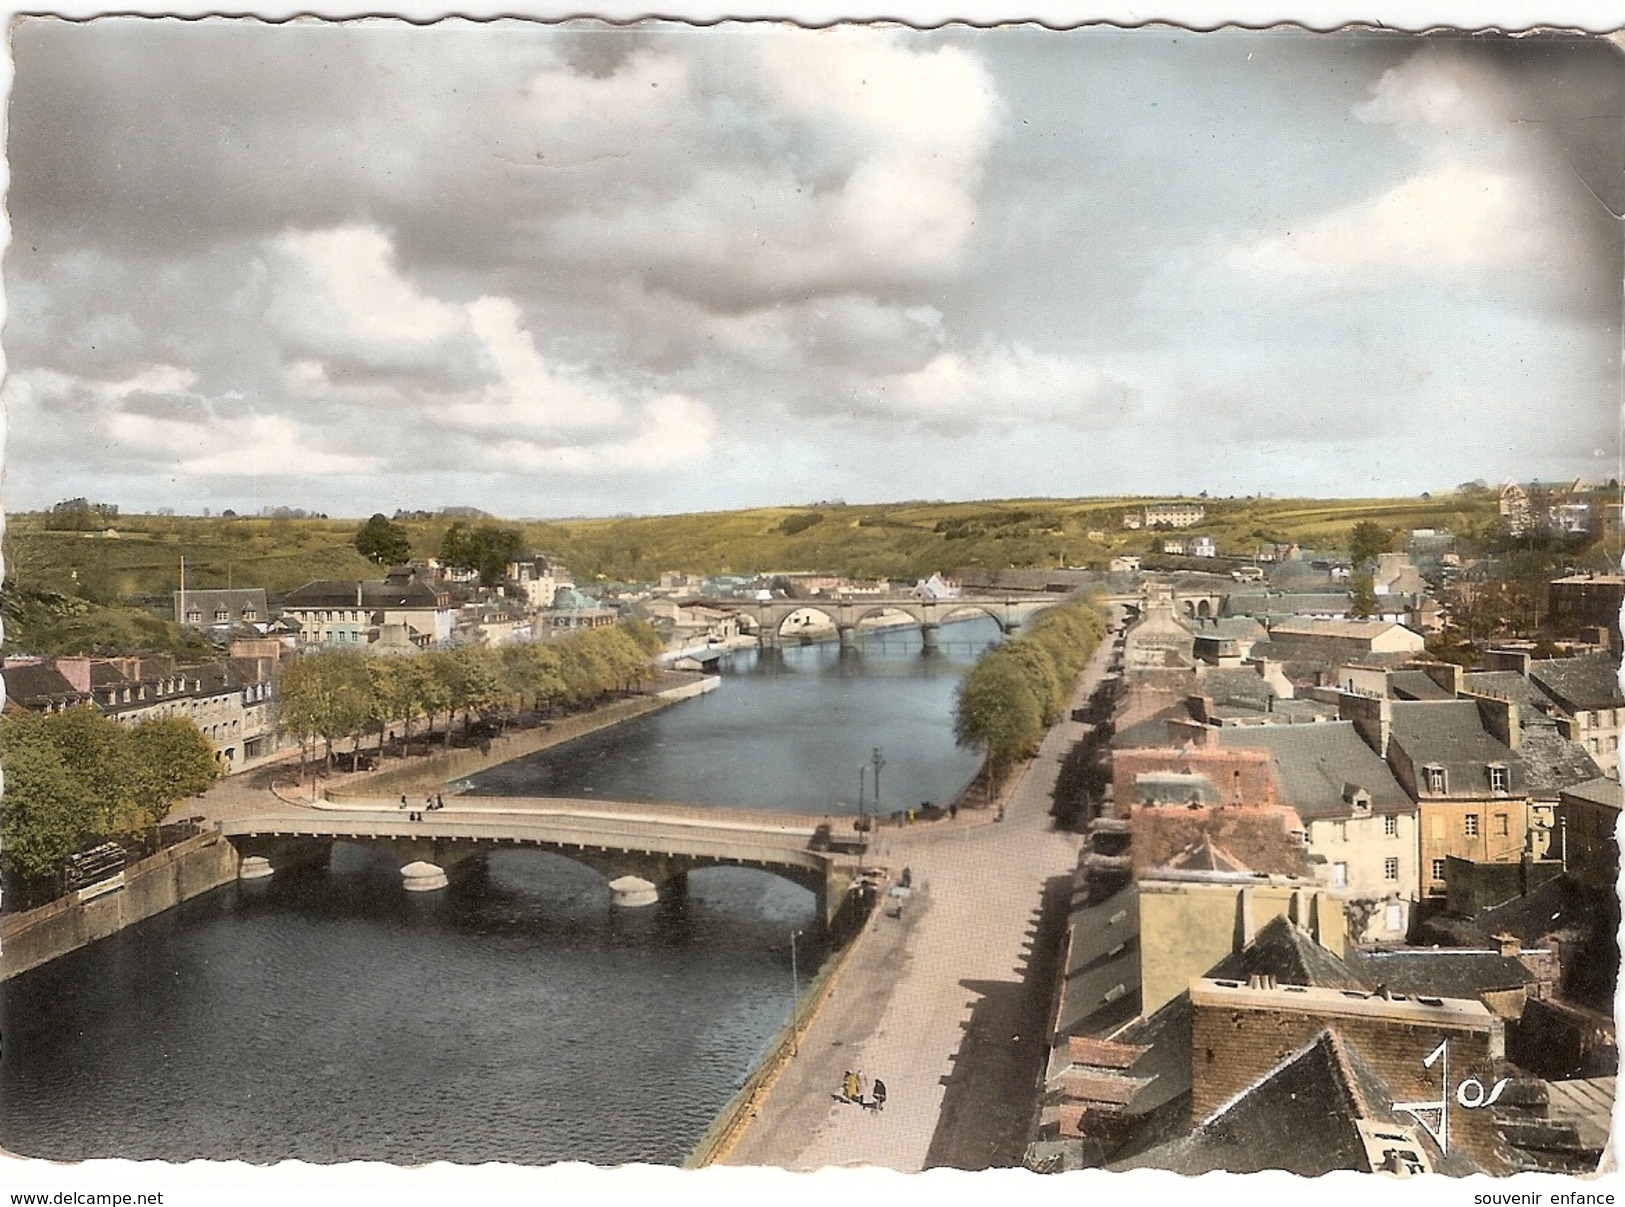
[127,717,220,829]
[37,706,137,833]
[1348,521,1396,569]
[954,658,1044,788]
[1351,571,1377,619]
[354,513,412,565]
[0,717,97,902]
[440,523,527,587]
[279,650,373,770]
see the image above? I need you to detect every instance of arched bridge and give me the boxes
[217,798,867,925]
[701,594,1064,648]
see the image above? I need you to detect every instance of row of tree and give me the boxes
[953,602,1107,788]
[277,619,667,767]
[1,709,221,905]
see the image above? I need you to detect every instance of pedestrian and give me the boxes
[436,793,445,810]
[842,1070,858,1102]
[948,803,958,820]
[399,794,408,810]
[873,1079,887,1111]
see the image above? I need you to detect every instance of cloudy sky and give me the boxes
[4,21,1621,518]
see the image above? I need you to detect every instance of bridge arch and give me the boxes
[766,604,841,638]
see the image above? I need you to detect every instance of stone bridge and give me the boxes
[218,799,867,925]
[704,594,1062,649]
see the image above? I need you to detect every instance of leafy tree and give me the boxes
[37,706,137,833]
[440,523,527,587]
[127,717,220,829]
[1351,572,1377,619]
[1348,521,1397,568]
[279,650,373,768]
[354,513,412,565]
[954,658,1044,787]
[0,715,97,901]
[434,646,506,736]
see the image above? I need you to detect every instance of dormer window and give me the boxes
[214,608,230,622]
[1488,764,1509,794]
[1423,765,1447,795]
[186,609,202,624]
[242,607,257,621]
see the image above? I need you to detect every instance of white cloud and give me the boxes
[486,393,715,472]
[858,344,1117,430]
[449,295,622,430]
[281,226,464,343]
[106,411,381,477]
[1234,163,1536,277]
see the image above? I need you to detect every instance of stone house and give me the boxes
[1216,721,1419,942]
[1557,777,1622,892]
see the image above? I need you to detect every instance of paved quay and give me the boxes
[721,632,1112,1172]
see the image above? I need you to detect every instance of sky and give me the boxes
[3,21,1622,518]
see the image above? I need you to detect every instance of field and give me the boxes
[5,494,1501,604]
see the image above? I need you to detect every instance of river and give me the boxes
[0,617,1002,1165]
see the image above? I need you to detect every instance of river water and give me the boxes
[0,618,1000,1165]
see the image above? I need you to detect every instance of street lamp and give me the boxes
[789,928,803,1054]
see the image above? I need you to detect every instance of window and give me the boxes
[1431,858,1447,883]
[1332,862,1348,888]
[242,607,257,621]
[1384,857,1399,881]
[1496,813,1509,837]
[1335,821,1348,842]
[1489,765,1509,793]
[1383,815,1398,838]
[1385,902,1405,933]
[1424,766,1447,794]
[214,608,229,622]
[1465,814,1479,837]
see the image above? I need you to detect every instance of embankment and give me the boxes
[685,896,880,1169]
[0,831,241,982]
[325,677,718,799]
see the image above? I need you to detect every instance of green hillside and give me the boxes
[4,493,1501,604]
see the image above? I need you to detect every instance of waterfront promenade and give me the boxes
[720,630,1112,1171]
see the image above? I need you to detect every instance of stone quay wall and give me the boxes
[1,831,241,982]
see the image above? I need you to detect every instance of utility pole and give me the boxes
[871,747,886,808]
[789,929,803,1055]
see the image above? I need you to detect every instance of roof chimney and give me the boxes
[1494,931,1521,958]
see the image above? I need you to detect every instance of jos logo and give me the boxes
[1392,1039,1510,1153]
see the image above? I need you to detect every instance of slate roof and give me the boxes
[1388,700,1524,795]
[1463,671,1561,721]
[1206,916,1370,990]
[1110,1030,1476,1175]
[1389,669,1456,701]
[1184,616,1268,641]
[1561,775,1625,810]
[1223,591,1354,618]
[1530,654,1625,713]
[1518,728,1603,795]
[2,662,89,708]
[1246,640,1415,669]
[1056,884,1142,1040]
[1196,666,1275,708]
[283,578,449,610]
[1215,720,1412,820]
[1341,947,1533,998]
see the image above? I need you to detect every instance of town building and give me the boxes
[1547,573,1624,649]
[507,557,571,609]
[281,574,457,650]
[1143,502,1205,529]
[173,587,269,629]
[1557,777,1622,892]
[1215,720,1419,941]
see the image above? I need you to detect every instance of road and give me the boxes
[721,629,1113,1171]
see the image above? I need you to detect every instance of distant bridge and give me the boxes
[698,594,1065,649]
[218,798,867,924]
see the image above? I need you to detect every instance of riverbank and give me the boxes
[716,628,1112,1170]
[317,674,719,801]
[0,831,240,982]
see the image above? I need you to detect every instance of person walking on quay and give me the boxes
[842,1070,859,1102]
[873,1078,887,1111]
[435,793,445,811]
[399,794,408,810]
